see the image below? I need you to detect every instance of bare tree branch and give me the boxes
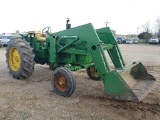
[142,22,150,33]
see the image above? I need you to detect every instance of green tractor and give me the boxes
[6,21,156,102]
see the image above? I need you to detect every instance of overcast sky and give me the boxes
[0,0,159,35]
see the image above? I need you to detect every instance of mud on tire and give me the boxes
[6,38,35,79]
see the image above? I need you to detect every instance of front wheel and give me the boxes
[51,67,76,97]
[87,65,100,81]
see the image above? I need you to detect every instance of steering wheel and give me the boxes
[42,27,52,34]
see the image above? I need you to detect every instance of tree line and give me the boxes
[138,17,160,42]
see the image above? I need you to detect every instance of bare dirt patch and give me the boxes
[0,44,160,120]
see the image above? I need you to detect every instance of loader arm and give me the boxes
[51,23,125,80]
[51,23,156,102]
[51,23,110,80]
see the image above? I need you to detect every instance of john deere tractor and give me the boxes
[6,21,156,102]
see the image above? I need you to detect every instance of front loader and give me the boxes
[6,22,156,102]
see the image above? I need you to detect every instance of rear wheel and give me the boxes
[87,65,100,81]
[6,38,35,79]
[51,67,76,97]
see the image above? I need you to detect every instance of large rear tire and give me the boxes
[6,38,35,79]
[51,67,76,97]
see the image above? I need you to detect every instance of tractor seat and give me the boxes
[34,31,46,41]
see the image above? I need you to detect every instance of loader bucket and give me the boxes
[104,62,156,102]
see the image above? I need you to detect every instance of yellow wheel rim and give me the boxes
[55,74,68,92]
[9,47,21,71]
[90,66,99,77]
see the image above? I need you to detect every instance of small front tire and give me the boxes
[51,67,76,97]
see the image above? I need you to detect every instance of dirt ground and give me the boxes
[0,44,160,120]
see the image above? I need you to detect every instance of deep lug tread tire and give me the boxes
[51,67,76,97]
[6,38,35,79]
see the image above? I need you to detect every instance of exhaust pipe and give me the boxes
[66,18,71,29]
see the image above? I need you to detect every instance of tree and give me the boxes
[155,17,160,39]
[138,32,152,42]
[143,32,152,41]
[142,22,150,33]
[138,32,144,39]
[126,34,137,38]
[16,30,20,34]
